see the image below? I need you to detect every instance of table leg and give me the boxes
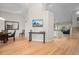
[29,32,32,42]
[43,33,45,43]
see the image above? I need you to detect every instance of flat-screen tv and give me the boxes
[32,19,43,27]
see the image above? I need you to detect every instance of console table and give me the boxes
[29,31,45,43]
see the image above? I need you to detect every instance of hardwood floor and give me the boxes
[0,31,79,55]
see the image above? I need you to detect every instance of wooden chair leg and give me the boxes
[3,38,7,43]
[13,37,15,42]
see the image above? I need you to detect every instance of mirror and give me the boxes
[5,21,19,30]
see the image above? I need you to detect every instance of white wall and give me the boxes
[46,4,72,23]
[0,20,4,31]
[53,5,72,23]
[25,4,54,41]
[72,13,79,27]
[25,11,49,41]
[48,12,54,39]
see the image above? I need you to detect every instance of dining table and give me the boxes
[0,32,8,43]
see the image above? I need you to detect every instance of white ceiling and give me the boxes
[46,3,79,13]
[0,3,29,14]
[0,3,79,22]
[0,3,79,14]
[45,3,79,23]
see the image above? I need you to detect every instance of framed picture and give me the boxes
[32,19,43,27]
[5,21,19,30]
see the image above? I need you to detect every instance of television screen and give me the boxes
[32,19,43,27]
